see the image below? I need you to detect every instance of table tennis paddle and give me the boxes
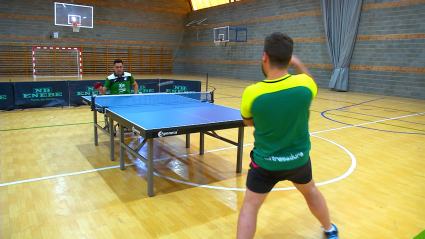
[93,82,102,90]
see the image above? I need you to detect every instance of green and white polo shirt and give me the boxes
[104,72,135,94]
[241,74,317,171]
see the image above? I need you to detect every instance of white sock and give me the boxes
[324,224,336,232]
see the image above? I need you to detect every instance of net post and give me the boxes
[211,90,214,103]
[158,77,161,92]
[206,73,208,91]
[90,95,96,111]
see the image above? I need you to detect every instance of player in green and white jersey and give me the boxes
[96,59,138,95]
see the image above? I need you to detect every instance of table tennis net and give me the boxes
[92,92,213,108]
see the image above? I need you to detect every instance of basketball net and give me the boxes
[214,39,222,46]
[72,22,80,32]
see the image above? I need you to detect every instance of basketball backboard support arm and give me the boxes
[186,18,208,41]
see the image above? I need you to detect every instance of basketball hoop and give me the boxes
[72,22,80,32]
[214,39,222,46]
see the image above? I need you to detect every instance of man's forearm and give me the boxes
[290,56,314,81]
[133,84,139,94]
[293,63,313,78]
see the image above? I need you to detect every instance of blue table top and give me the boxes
[83,93,242,130]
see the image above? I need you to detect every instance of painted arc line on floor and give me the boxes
[128,135,356,191]
[1,119,363,187]
[0,122,357,187]
[4,105,405,188]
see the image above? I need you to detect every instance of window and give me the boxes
[190,0,241,11]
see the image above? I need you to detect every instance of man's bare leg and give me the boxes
[293,179,332,230]
[237,188,269,239]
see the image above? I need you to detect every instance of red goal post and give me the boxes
[32,47,82,78]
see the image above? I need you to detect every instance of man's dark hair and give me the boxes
[114,59,123,65]
[263,32,293,69]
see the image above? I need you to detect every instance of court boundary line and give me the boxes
[0,121,99,132]
[338,110,425,126]
[323,110,425,133]
[321,97,425,134]
[0,144,242,187]
[318,91,425,106]
[320,97,425,135]
[315,97,422,114]
[328,97,385,111]
[316,111,425,135]
[0,165,127,187]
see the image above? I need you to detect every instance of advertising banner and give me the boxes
[14,81,69,109]
[0,83,14,110]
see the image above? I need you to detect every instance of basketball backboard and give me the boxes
[214,26,230,43]
[55,2,93,28]
[214,26,247,43]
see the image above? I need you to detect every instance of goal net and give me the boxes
[32,47,82,77]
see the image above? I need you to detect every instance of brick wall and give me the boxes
[179,0,333,88]
[1,0,423,99]
[0,0,190,55]
[349,0,425,99]
[179,0,424,99]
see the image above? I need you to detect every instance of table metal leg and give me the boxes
[109,117,114,161]
[200,132,205,155]
[186,134,190,148]
[120,124,125,170]
[236,126,244,173]
[147,138,154,197]
[94,110,98,146]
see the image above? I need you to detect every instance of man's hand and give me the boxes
[132,82,139,94]
[96,87,107,95]
[289,55,302,67]
[289,55,314,82]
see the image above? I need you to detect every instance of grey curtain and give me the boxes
[320,0,363,92]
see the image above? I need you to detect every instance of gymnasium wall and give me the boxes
[181,0,425,100]
[349,0,425,99]
[180,0,333,88]
[0,0,190,74]
[1,0,424,99]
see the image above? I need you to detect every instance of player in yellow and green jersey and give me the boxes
[237,32,338,239]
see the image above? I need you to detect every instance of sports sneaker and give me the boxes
[323,223,338,239]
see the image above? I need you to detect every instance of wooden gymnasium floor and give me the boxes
[1,74,424,239]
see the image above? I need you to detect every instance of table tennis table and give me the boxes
[82,92,245,197]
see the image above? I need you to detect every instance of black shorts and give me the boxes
[246,151,313,194]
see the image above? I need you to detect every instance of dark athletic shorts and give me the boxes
[246,150,313,193]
